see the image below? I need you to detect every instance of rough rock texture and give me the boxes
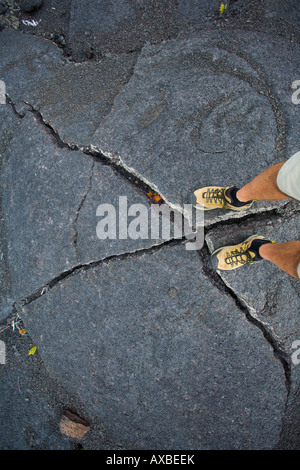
[0,106,22,318]
[205,202,300,449]
[0,111,174,306]
[18,0,43,13]
[0,29,138,146]
[0,112,92,304]
[0,0,299,452]
[206,204,300,385]
[21,244,287,450]
[92,30,300,219]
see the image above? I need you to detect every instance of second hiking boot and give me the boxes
[211,234,276,271]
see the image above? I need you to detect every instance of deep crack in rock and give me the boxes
[11,237,185,314]
[3,97,293,403]
[72,160,95,261]
[198,241,291,395]
[1,14,298,449]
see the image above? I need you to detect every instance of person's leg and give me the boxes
[192,153,300,278]
[235,158,300,279]
[259,240,300,279]
[191,161,291,210]
[192,151,300,210]
[211,236,300,280]
[236,161,290,202]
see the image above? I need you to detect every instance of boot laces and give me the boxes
[225,244,254,267]
[204,188,225,204]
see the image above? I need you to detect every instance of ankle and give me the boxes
[250,239,273,260]
[226,186,252,206]
[236,188,252,203]
[257,241,274,260]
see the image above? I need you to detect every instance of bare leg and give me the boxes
[259,241,300,279]
[237,161,299,279]
[236,162,290,202]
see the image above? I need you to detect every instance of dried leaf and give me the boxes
[19,329,27,335]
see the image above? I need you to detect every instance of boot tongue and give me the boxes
[224,186,237,204]
[248,249,260,261]
[250,238,273,260]
[225,186,253,207]
[224,187,234,204]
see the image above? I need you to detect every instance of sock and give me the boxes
[249,239,272,260]
[225,186,253,207]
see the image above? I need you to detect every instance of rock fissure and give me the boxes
[3,63,296,403]
[18,101,291,231]
[72,159,95,260]
[1,7,299,448]
[5,94,25,119]
[198,241,291,395]
[7,237,185,317]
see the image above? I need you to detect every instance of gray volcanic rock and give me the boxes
[74,162,177,266]
[0,112,91,302]
[92,31,300,221]
[21,243,287,450]
[205,204,300,449]
[0,30,137,146]
[0,30,63,117]
[68,0,300,61]
[69,0,181,60]
[18,0,43,12]
[0,0,299,451]
[0,105,23,320]
[205,206,300,382]
[0,112,176,306]
[1,30,298,221]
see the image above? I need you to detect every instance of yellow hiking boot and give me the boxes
[211,234,276,271]
[190,186,254,211]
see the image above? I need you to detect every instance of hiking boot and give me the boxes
[190,185,254,211]
[211,234,276,271]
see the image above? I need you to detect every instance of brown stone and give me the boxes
[59,410,90,440]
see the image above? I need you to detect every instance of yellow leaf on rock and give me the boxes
[28,346,37,356]
[220,3,227,14]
